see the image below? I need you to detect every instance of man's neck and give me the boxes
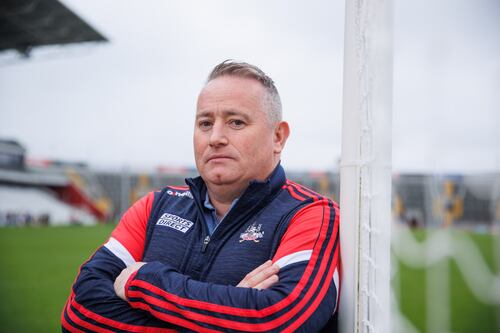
[203,161,280,217]
[206,184,246,218]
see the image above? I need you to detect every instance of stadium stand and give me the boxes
[0,139,112,226]
[0,185,94,226]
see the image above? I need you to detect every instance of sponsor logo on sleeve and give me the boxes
[156,213,193,233]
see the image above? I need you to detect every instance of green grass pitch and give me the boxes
[0,225,114,333]
[0,226,498,332]
[395,229,500,333]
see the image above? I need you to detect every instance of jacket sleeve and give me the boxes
[124,198,341,333]
[61,192,180,333]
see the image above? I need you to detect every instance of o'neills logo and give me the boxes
[166,190,193,199]
[239,223,264,243]
[156,213,193,233]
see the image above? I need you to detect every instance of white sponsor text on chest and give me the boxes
[156,213,193,233]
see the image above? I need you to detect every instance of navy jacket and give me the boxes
[62,165,340,332]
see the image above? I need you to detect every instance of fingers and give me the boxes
[237,261,272,287]
[254,274,279,290]
[244,260,273,279]
[237,260,280,289]
[114,262,146,300]
[114,270,128,300]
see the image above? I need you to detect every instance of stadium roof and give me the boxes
[0,0,107,56]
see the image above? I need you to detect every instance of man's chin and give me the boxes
[203,172,239,186]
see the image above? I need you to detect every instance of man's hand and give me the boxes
[237,260,280,290]
[114,262,146,300]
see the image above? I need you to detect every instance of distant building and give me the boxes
[0,139,111,226]
[0,139,26,170]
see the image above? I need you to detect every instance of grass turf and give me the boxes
[0,225,498,332]
[395,229,500,333]
[0,224,114,333]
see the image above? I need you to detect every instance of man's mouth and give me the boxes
[207,155,233,162]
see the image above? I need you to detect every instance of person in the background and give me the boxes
[62,60,340,332]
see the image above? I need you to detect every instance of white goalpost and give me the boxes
[339,0,393,332]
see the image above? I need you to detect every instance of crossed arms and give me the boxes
[62,197,340,332]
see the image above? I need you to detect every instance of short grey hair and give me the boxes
[206,60,282,125]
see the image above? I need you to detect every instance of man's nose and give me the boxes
[209,121,228,147]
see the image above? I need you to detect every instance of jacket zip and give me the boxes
[201,235,210,253]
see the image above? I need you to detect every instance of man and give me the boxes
[62,60,340,332]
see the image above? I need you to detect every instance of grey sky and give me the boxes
[0,0,498,174]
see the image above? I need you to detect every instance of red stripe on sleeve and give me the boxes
[111,192,155,261]
[125,271,139,301]
[69,294,176,333]
[61,300,86,333]
[129,301,222,333]
[283,204,340,332]
[272,202,324,262]
[61,317,85,333]
[66,301,115,333]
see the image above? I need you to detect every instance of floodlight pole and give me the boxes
[339,0,393,332]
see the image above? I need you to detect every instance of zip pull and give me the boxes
[202,235,211,252]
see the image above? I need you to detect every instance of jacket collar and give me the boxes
[185,163,286,217]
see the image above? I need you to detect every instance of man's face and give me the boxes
[194,76,279,190]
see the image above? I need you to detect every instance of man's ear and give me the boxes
[273,121,290,154]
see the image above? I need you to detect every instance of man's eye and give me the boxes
[229,119,245,129]
[198,121,212,130]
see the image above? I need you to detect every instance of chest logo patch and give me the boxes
[239,223,264,243]
[156,213,193,233]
